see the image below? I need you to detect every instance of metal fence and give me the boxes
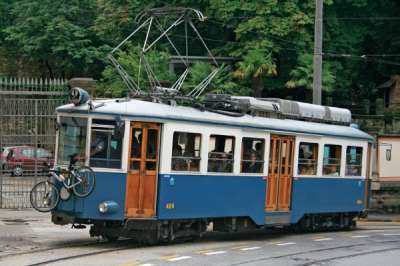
[0,77,68,208]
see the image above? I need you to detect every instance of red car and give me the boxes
[3,146,54,176]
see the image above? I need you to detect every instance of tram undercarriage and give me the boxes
[52,211,362,244]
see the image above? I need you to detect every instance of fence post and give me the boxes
[0,120,3,209]
[0,95,3,208]
[34,100,39,187]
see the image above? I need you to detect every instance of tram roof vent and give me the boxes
[231,96,280,112]
[228,96,351,125]
[261,98,352,125]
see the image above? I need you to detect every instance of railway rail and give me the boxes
[230,239,400,266]
[21,238,400,266]
[1,224,397,266]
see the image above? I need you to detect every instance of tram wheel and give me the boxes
[30,181,60,212]
[73,166,95,197]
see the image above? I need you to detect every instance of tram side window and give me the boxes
[57,117,87,165]
[346,146,363,176]
[89,119,123,169]
[208,135,235,173]
[171,132,201,172]
[241,138,265,173]
[298,142,318,175]
[323,144,342,176]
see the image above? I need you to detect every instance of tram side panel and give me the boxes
[54,171,126,222]
[290,177,366,223]
[289,136,369,223]
[156,174,266,225]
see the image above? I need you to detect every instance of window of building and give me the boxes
[208,135,235,173]
[89,119,123,169]
[323,144,342,176]
[241,137,265,173]
[171,132,201,172]
[346,146,363,176]
[298,142,318,175]
[386,149,392,161]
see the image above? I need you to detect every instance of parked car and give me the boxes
[3,146,54,176]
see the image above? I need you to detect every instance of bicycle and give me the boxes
[30,154,96,212]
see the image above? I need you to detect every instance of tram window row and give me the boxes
[165,130,365,178]
[80,119,366,178]
[297,142,363,177]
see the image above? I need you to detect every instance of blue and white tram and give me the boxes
[52,93,373,242]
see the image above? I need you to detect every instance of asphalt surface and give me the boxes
[0,209,400,266]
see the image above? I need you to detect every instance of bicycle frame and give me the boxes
[49,169,83,190]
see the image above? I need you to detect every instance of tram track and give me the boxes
[27,244,141,266]
[298,246,400,266]
[0,238,136,261]
[228,239,400,266]
[4,227,400,265]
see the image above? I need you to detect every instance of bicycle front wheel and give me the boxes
[30,181,60,212]
[73,166,95,197]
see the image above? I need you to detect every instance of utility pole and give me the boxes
[313,0,323,105]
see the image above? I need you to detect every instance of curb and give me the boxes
[358,218,400,223]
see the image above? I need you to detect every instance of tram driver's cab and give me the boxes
[54,113,161,222]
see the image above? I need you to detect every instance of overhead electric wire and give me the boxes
[167,31,400,66]
[207,16,400,21]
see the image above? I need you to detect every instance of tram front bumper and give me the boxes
[51,211,75,225]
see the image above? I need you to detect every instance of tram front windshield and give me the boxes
[57,117,87,165]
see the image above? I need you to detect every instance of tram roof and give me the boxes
[57,99,373,141]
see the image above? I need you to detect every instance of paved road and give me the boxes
[0,210,399,266]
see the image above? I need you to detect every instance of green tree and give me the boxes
[3,0,104,78]
[286,54,336,92]
[209,0,315,97]
[183,62,245,96]
[234,49,277,97]
[99,44,175,97]
[1,0,399,109]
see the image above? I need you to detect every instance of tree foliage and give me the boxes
[286,54,336,92]
[99,44,175,97]
[2,0,105,78]
[0,0,399,106]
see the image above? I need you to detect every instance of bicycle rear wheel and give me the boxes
[73,166,95,197]
[30,181,60,212]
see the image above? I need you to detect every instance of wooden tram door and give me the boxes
[266,135,295,212]
[125,122,160,218]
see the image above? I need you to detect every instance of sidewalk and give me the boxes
[0,208,93,258]
[364,212,400,223]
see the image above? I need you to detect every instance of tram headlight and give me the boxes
[69,87,90,106]
[99,202,108,213]
[98,201,119,214]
